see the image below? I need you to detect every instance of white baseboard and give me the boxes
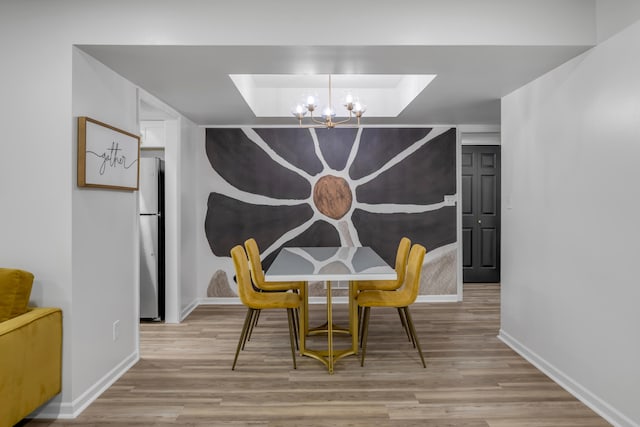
[498,329,637,427]
[308,295,459,304]
[180,299,199,321]
[29,351,139,420]
[201,295,458,305]
[415,294,458,303]
[200,297,241,305]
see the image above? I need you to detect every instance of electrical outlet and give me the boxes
[113,320,120,341]
[444,195,457,206]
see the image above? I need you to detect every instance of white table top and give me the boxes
[265,246,397,282]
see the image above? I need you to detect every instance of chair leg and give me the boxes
[243,309,260,350]
[357,305,363,347]
[360,307,371,367]
[232,308,255,370]
[293,306,299,351]
[396,307,412,343]
[246,309,261,341]
[286,308,297,369]
[403,306,426,368]
[253,307,261,328]
[243,309,258,350]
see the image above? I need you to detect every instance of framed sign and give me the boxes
[77,116,140,190]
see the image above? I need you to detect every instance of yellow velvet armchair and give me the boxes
[0,268,62,427]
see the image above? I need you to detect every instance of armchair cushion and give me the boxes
[0,268,35,322]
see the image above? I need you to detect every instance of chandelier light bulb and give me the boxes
[305,95,318,110]
[291,104,307,119]
[353,102,367,117]
[344,92,354,110]
[321,106,336,120]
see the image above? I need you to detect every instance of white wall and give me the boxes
[160,113,201,323]
[70,48,140,412]
[500,20,640,427]
[178,120,200,318]
[0,0,603,420]
[0,8,75,416]
[162,119,181,323]
[460,132,501,145]
[596,0,640,42]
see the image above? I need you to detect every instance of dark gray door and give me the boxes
[462,145,501,283]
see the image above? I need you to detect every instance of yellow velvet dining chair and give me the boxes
[356,237,411,292]
[230,245,301,370]
[354,237,412,343]
[245,238,305,293]
[357,243,427,368]
[244,238,305,347]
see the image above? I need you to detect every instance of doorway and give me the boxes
[461,145,501,283]
[138,94,180,323]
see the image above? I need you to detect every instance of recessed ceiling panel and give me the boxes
[229,74,436,118]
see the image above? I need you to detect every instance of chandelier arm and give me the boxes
[329,109,354,126]
[310,117,326,126]
[307,110,325,126]
[331,117,354,126]
[297,123,328,129]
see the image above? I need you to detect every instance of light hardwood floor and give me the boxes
[21,284,610,426]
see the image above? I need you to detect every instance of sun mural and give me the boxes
[204,127,458,297]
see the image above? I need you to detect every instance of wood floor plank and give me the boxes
[19,284,610,426]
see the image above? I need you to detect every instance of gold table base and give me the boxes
[299,281,359,374]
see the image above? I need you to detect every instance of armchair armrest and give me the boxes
[0,307,62,427]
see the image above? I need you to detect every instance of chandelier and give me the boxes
[291,75,366,128]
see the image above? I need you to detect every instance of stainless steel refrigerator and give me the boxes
[139,157,165,320]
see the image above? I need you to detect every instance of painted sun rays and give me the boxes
[213,127,452,260]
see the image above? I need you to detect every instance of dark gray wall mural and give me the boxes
[204,127,458,297]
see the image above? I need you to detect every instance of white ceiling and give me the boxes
[78,44,593,127]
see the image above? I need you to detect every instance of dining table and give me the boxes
[265,246,396,373]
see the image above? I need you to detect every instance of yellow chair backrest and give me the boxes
[396,244,427,306]
[393,237,412,286]
[231,245,255,306]
[244,238,266,287]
